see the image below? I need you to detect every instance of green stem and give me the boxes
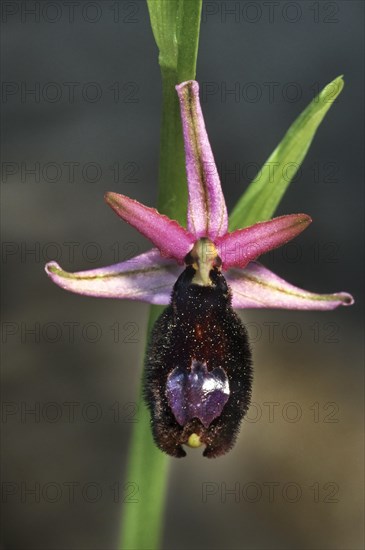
[157,0,203,225]
[157,67,187,225]
[120,307,169,550]
[120,2,202,549]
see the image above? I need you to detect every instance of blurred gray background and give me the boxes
[1,1,364,549]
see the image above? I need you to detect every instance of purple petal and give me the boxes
[176,80,228,240]
[166,360,230,428]
[228,262,354,310]
[216,214,311,269]
[45,249,182,304]
[105,192,195,263]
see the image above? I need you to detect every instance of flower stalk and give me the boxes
[121,2,203,549]
[119,306,168,550]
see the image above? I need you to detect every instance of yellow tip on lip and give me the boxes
[187,433,202,448]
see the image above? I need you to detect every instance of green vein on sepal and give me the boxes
[47,264,163,280]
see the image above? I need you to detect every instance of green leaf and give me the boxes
[229,76,344,230]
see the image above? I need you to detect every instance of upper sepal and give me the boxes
[176,80,228,240]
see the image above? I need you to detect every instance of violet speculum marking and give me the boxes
[166,360,230,429]
[143,239,253,458]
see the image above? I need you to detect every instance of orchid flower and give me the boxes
[45,81,353,312]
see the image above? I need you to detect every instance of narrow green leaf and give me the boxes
[229,76,344,230]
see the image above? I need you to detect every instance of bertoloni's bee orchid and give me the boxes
[45,80,353,458]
